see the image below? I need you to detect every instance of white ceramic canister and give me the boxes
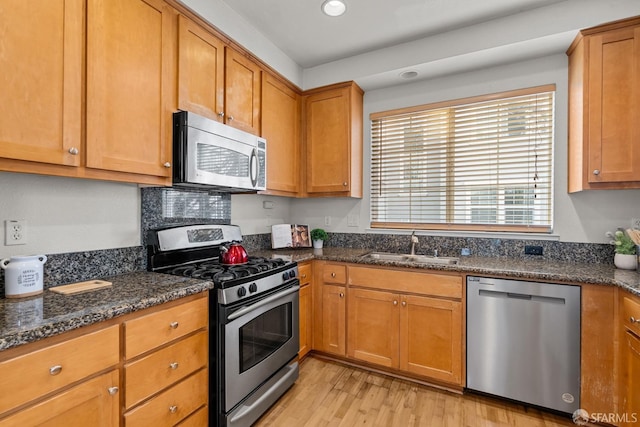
[1,255,47,298]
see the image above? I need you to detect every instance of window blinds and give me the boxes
[370,85,554,232]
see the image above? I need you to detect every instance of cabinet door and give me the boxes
[0,0,82,167]
[588,26,640,183]
[224,48,261,135]
[299,283,312,359]
[320,285,346,356]
[347,288,399,368]
[261,73,301,195]
[399,295,462,385]
[177,15,225,121]
[1,370,119,427]
[305,86,351,194]
[621,332,640,426]
[86,0,175,178]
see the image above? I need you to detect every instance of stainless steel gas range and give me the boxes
[147,224,299,427]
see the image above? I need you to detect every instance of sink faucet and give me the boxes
[410,231,419,256]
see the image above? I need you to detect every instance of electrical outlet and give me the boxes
[632,218,640,229]
[524,245,543,256]
[5,220,27,246]
[324,216,331,226]
[347,214,359,227]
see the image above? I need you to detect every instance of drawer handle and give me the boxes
[169,362,179,370]
[331,272,336,278]
[631,317,640,324]
[393,300,398,306]
[49,365,62,376]
[401,301,406,307]
[339,292,344,298]
[169,405,178,414]
[301,274,307,279]
[108,386,119,396]
[169,321,179,329]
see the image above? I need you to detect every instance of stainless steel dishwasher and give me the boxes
[466,276,581,414]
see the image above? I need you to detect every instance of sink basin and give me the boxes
[362,252,459,265]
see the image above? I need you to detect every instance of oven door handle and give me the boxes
[227,285,300,321]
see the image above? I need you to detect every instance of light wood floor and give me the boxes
[255,356,575,427]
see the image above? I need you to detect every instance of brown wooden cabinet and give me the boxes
[260,72,302,196]
[620,292,640,426]
[177,15,225,121]
[123,296,209,425]
[298,262,313,359]
[86,0,176,180]
[0,325,120,425]
[176,14,261,135]
[567,16,640,192]
[347,266,463,386]
[0,0,83,168]
[303,81,363,198]
[313,262,347,356]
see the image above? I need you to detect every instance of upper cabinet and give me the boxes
[303,81,364,198]
[567,16,640,192]
[260,72,301,196]
[86,0,176,180]
[177,16,261,135]
[0,0,175,185]
[0,0,83,168]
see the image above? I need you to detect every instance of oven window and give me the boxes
[239,302,292,373]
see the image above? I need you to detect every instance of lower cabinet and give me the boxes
[0,369,119,426]
[298,262,313,359]
[620,292,640,427]
[347,286,462,385]
[320,284,347,356]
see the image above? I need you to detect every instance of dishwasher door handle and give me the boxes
[479,289,565,304]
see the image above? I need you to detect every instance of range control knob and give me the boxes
[249,283,258,293]
[237,287,247,297]
[282,271,290,280]
[289,269,296,278]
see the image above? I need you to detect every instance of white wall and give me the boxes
[0,173,140,258]
[288,54,640,243]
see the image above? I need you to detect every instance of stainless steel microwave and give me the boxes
[172,111,266,192]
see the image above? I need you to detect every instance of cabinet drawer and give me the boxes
[176,406,208,426]
[0,325,119,414]
[622,295,640,336]
[124,369,208,427]
[125,296,208,359]
[349,266,462,299]
[322,264,346,284]
[299,262,312,286]
[125,331,208,408]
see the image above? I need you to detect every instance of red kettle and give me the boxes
[220,241,248,265]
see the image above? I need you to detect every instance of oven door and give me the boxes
[222,283,299,412]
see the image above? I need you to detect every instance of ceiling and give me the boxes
[220,0,566,68]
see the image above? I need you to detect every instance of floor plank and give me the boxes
[255,356,574,427]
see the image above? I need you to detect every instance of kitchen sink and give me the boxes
[361,252,459,265]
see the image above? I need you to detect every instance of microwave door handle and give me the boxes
[250,148,259,187]
[227,285,300,321]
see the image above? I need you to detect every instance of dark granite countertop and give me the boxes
[255,247,640,297]
[0,271,212,352]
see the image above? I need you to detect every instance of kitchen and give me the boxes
[1,0,640,425]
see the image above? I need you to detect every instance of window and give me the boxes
[370,85,554,232]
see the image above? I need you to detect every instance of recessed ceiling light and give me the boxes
[322,0,346,17]
[400,70,419,79]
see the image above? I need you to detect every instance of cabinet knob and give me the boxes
[163,162,171,168]
[631,317,640,324]
[227,115,234,121]
[331,272,336,278]
[108,386,119,396]
[169,362,179,370]
[49,365,62,376]
[169,405,178,414]
[343,182,348,186]
[68,147,79,155]
[339,292,344,298]
[593,169,600,176]
[402,301,407,307]
[218,112,225,117]
[393,300,398,306]
[169,321,179,329]
[301,274,307,279]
